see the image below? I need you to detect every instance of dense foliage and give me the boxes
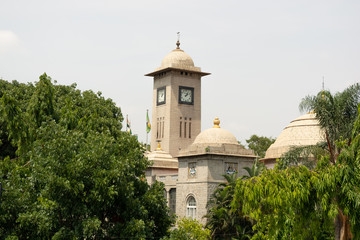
[0,74,172,239]
[234,165,335,239]
[300,83,360,239]
[233,84,360,240]
[277,143,327,170]
[233,116,360,239]
[162,217,211,240]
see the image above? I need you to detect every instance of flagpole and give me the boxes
[126,114,128,132]
[146,110,149,149]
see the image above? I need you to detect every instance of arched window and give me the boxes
[169,188,176,214]
[186,196,196,218]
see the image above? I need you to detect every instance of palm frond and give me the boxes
[299,95,317,113]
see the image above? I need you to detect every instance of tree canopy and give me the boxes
[233,84,360,240]
[0,74,172,239]
[299,83,360,239]
[233,107,360,239]
[246,135,275,159]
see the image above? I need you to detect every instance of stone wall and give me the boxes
[176,153,255,225]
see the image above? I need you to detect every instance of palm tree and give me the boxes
[299,83,360,240]
[242,159,265,179]
[299,83,360,164]
[277,143,328,170]
[205,173,253,240]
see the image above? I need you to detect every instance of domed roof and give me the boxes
[160,48,195,69]
[193,117,238,145]
[178,117,255,157]
[264,112,325,160]
[145,41,210,76]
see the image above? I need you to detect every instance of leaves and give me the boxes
[163,217,211,240]
[299,83,360,162]
[233,166,334,239]
[242,158,265,179]
[246,135,275,159]
[277,143,327,170]
[335,107,360,238]
[232,85,360,239]
[0,74,172,239]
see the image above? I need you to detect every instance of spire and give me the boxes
[321,76,326,99]
[176,32,180,49]
[213,117,220,128]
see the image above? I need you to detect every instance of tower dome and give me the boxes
[145,40,210,76]
[160,40,194,69]
[160,48,195,69]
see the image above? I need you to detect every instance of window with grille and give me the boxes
[186,196,196,218]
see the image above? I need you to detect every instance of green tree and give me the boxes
[299,83,360,164]
[233,165,334,240]
[205,173,254,239]
[277,143,327,170]
[0,74,173,239]
[246,135,275,158]
[299,83,360,239]
[334,108,360,239]
[163,217,211,240]
[0,79,35,159]
[231,84,360,240]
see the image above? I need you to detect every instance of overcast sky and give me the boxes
[1,0,359,145]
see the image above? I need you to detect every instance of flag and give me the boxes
[146,111,151,133]
[127,118,132,135]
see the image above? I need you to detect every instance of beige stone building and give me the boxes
[176,118,255,224]
[145,41,256,224]
[144,40,328,224]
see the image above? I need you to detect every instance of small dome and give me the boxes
[264,112,325,160]
[146,142,178,169]
[193,128,238,145]
[161,48,195,69]
[179,117,255,157]
[193,117,238,145]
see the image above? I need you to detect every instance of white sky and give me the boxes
[1,0,359,145]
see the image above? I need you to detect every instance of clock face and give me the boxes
[181,89,192,102]
[157,87,166,105]
[179,86,194,105]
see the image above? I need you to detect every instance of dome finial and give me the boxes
[213,117,220,128]
[176,32,180,49]
[156,141,162,151]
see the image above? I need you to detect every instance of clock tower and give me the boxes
[145,40,210,157]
